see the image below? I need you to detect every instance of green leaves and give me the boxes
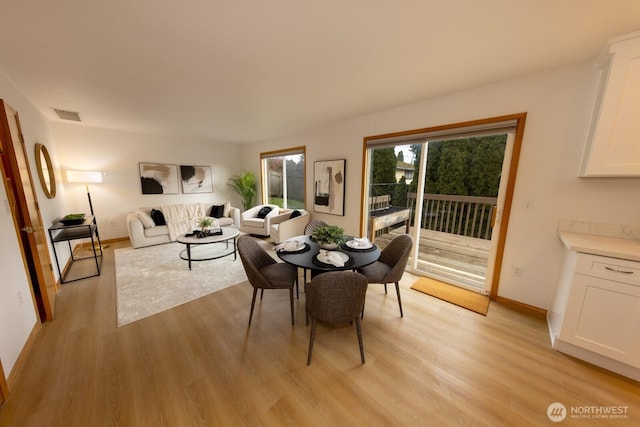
[311,225,345,244]
[198,217,213,229]
[418,136,506,197]
[372,147,397,197]
[228,171,257,211]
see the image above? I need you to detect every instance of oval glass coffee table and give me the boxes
[176,227,240,270]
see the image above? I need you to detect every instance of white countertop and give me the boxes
[559,231,640,262]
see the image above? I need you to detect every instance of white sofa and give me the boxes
[239,204,280,236]
[269,209,310,243]
[126,202,240,248]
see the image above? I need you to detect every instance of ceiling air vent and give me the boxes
[52,108,82,122]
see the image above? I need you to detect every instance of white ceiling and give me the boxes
[1,1,639,143]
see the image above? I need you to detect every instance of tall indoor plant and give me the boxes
[227,170,257,211]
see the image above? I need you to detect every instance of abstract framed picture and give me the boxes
[180,165,213,194]
[313,159,345,216]
[139,162,180,194]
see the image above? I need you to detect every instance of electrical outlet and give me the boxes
[16,290,24,306]
[511,265,524,278]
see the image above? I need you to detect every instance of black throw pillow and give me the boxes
[289,210,302,219]
[210,204,225,218]
[257,206,273,219]
[151,209,166,226]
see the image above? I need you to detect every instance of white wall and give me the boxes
[0,69,66,376]
[50,124,243,242]
[242,62,640,309]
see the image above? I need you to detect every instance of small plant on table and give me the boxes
[311,225,345,249]
[196,217,220,238]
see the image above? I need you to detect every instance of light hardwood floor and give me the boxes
[0,240,638,426]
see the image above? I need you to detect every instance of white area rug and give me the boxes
[115,242,247,327]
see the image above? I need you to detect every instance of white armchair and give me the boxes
[269,209,310,243]
[240,204,280,236]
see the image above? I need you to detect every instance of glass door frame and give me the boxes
[360,113,527,298]
[260,146,306,209]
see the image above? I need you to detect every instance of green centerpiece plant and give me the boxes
[311,225,345,249]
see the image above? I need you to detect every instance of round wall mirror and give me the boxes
[34,143,56,199]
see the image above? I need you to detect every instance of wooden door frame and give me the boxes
[0,99,56,320]
[359,113,527,299]
[488,114,526,298]
[0,360,7,405]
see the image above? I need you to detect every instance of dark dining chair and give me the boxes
[304,219,327,236]
[305,271,368,365]
[237,235,298,326]
[356,234,413,318]
[301,220,328,284]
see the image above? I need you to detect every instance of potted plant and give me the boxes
[196,217,214,238]
[227,171,257,211]
[311,224,345,249]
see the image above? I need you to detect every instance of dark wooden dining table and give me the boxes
[276,235,380,274]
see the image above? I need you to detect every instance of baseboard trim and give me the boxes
[494,296,547,318]
[75,236,129,249]
[7,320,41,391]
[110,237,130,244]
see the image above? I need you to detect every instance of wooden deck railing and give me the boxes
[369,195,391,211]
[407,193,497,240]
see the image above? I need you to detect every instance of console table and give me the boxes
[48,215,102,283]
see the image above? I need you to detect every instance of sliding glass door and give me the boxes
[409,135,509,292]
[363,115,525,295]
[261,147,306,209]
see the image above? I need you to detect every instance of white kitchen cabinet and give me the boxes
[580,31,640,177]
[548,251,640,380]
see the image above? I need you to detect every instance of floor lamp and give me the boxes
[66,170,108,249]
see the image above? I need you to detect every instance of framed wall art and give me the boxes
[313,159,345,216]
[139,162,180,194]
[180,165,213,194]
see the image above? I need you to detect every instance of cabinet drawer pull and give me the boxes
[605,266,634,274]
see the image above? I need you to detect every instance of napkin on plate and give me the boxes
[351,237,371,248]
[275,240,302,252]
[319,250,345,267]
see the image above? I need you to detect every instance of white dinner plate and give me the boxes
[346,240,373,249]
[317,251,349,264]
[279,241,305,252]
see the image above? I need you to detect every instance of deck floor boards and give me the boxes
[372,226,490,289]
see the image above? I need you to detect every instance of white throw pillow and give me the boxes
[136,210,155,228]
[223,201,231,217]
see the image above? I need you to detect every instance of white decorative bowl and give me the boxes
[318,242,339,250]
